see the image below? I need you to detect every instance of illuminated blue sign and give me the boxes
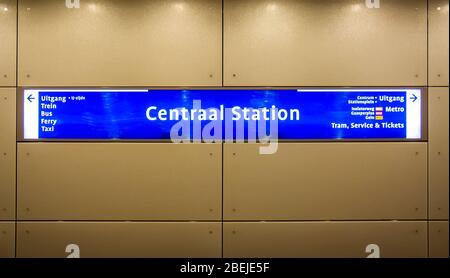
[22,88,423,140]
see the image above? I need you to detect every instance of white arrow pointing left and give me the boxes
[24,89,39,139]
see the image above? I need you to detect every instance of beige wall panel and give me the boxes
[429,0,449,86]
[18,0,222,86]
[224,221,427,258]
[224,143,427,220]
[0,0,16,86]
[0,222,15,258]
[0,88,15,220]
[17,222,220,258]
[429,87,449,219]
[18,143,221,220]
[429,221,449,258]
[224,0,427,86]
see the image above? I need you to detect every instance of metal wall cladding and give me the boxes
[224,0,427,86]
[17,222,221,258]
[18,0,222,86]
[1,0,446,259]
[18,143,222,220]
[0,0,16,86]
[0,222,15,258]
[429,0,449,86]
[224,143,427,220]
[0,88,15,220]
[429,87,449,219]
[429,221,449,258]
[223,221,427,258]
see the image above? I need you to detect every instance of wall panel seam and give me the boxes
[426,0,430,258]
[14,0,18,259]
